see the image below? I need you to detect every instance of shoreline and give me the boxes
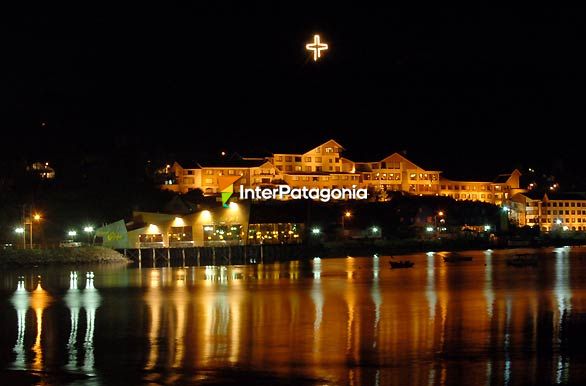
[0,246,131,267]
[2,240,585,267]
[311,238,586,258]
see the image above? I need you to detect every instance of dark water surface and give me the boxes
[1,247,586,385]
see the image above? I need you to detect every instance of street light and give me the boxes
[311,227,321,235]
[84,226,95,245]
[434,210,445,236]
[30,213,42,249]
[14,227,25,249]
[342,211,352,238]
[68,230,77,238]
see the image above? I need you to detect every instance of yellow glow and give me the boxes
[306,34,328,61]
[30,279,51,371]
[33,213,41,221]
[147,224,160,234]
[229,202,239,210]
[345,211,352,217]
[438,211,444,216]
[172,217,185,227]
[201,210,212,221]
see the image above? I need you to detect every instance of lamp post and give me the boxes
[14,227,25,249]
[84,226,94,245]
[342,211,352,239]
[68,230,77,241]
[434,211,445,237]
[31,213,41,249]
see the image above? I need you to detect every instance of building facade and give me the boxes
[159,139,523,206]
[439,170,523,206]
[513,192,586,231]
[95,203,304,249]
[161,159,281,194]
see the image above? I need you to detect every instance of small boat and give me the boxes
[506,254,538,267]
[389,260,414,269]
[443,253,473,263]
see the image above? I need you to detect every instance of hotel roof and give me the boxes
[271,138,344,155]
[285,171,358,176]
[197,159,269,168]
[545,192,586,201]
[175,156,270,169]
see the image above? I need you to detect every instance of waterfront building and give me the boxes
[95,203,304,249]
[513,192,586,231]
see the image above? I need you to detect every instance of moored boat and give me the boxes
[443,253,473,263]
[389,260,414,269]
[506,254,538,267]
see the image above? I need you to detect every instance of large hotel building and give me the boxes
[160,139,524,206]
[153,139,586,233]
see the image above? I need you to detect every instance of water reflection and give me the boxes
[3,248,586,385]
[10,276,29,370]
[64,272,81,372]
[29,277,52,371]
[145,269,162,370]
[82,272,101,375]
[554,248,571,384]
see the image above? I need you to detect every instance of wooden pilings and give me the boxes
[122,244,306,267]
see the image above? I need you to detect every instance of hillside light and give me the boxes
[15,227,25,234]
[68,230,77,237]
[484,225,491,231]
[84,226,94,233]
[502,206,510,213]
[371,226,379,233]
[426,226,434,232]
[312,227,321,235]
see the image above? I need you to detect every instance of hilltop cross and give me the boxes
[306,34,328,61]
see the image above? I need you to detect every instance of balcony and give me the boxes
[169,241,195,248]
[137,242,165,249]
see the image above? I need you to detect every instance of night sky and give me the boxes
[5,4,585,179]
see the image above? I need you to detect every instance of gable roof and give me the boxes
[544,192,586,201]
[272,138,344,155]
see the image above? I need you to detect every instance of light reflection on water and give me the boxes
[1,247,586,385]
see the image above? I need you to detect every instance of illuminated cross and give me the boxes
[306,34,328,61]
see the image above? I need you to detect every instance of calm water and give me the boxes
[1,247,586,385]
